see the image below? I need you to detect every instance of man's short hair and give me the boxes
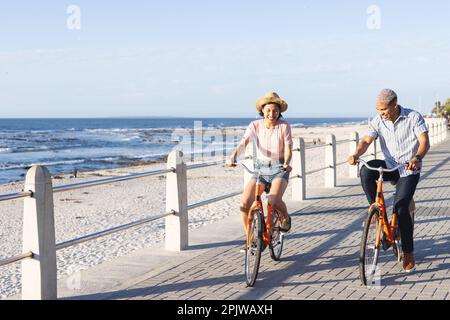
[377,89,397,105]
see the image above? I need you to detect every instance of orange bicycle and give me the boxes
[358,159,408,286]
[237,161,286,287]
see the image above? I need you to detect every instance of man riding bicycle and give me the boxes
[348,89,430,272]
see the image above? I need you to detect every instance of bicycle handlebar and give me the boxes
[358,158,407,172]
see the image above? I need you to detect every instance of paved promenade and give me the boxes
[58,137,450,300]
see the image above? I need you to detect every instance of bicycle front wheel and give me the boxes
[360,207,382,286]
[245,209,263,287]
[269,210,284,261]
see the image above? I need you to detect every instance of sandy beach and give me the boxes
[0,123,369,298]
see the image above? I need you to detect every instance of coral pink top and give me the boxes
[242,119,293,161]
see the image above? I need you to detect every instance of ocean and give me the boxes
[0,117,366,184]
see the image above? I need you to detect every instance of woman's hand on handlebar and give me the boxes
[283,164,292,173]
[225,157,237,167]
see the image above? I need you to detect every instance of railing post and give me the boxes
[21,165,57,300]
[349,132,359,178]
[439,120,444,142]
[445,118,448,140]
[165,150,188,251]
[434,122,438,145]
[292,137,306,201]
[435,120,439,141]
[377,138,382,158]
[438,120,442,143]
[370,138,377,160]
[325,134,336,188]
[430,123,436,146]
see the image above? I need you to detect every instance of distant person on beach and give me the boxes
[347,89,430,272]
[226,91,293,233]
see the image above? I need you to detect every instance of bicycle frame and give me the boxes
[369,172,399,250]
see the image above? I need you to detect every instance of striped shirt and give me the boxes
[367,106,428,177]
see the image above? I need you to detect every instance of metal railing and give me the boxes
[52,168,176,193]
[54,211,177,251]
[305,166,331,176]
[188,191,242,211]
[0,252,33,268]
[0,190,33,202]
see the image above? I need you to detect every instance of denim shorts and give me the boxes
[250,160,290,184]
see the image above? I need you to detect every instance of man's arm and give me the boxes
[347,135,375,165]
[406,132,430,171]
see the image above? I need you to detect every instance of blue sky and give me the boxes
[0,1,449,117]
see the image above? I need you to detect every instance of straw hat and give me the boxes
[256,91,288,113]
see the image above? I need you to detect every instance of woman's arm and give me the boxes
[228,137,249,164]
[283,144,293,172]
[282,123,293,172]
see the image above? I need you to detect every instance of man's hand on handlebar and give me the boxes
[406,157,421,171]
[347,154,359,166]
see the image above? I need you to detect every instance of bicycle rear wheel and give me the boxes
[269,210,284,261]
[360,207,382,286]
[245,209,263,287]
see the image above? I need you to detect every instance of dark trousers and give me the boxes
[360,160,420,254]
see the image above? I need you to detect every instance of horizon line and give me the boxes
[0,115,374,119]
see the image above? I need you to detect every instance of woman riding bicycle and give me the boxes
[227,91,293,233]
